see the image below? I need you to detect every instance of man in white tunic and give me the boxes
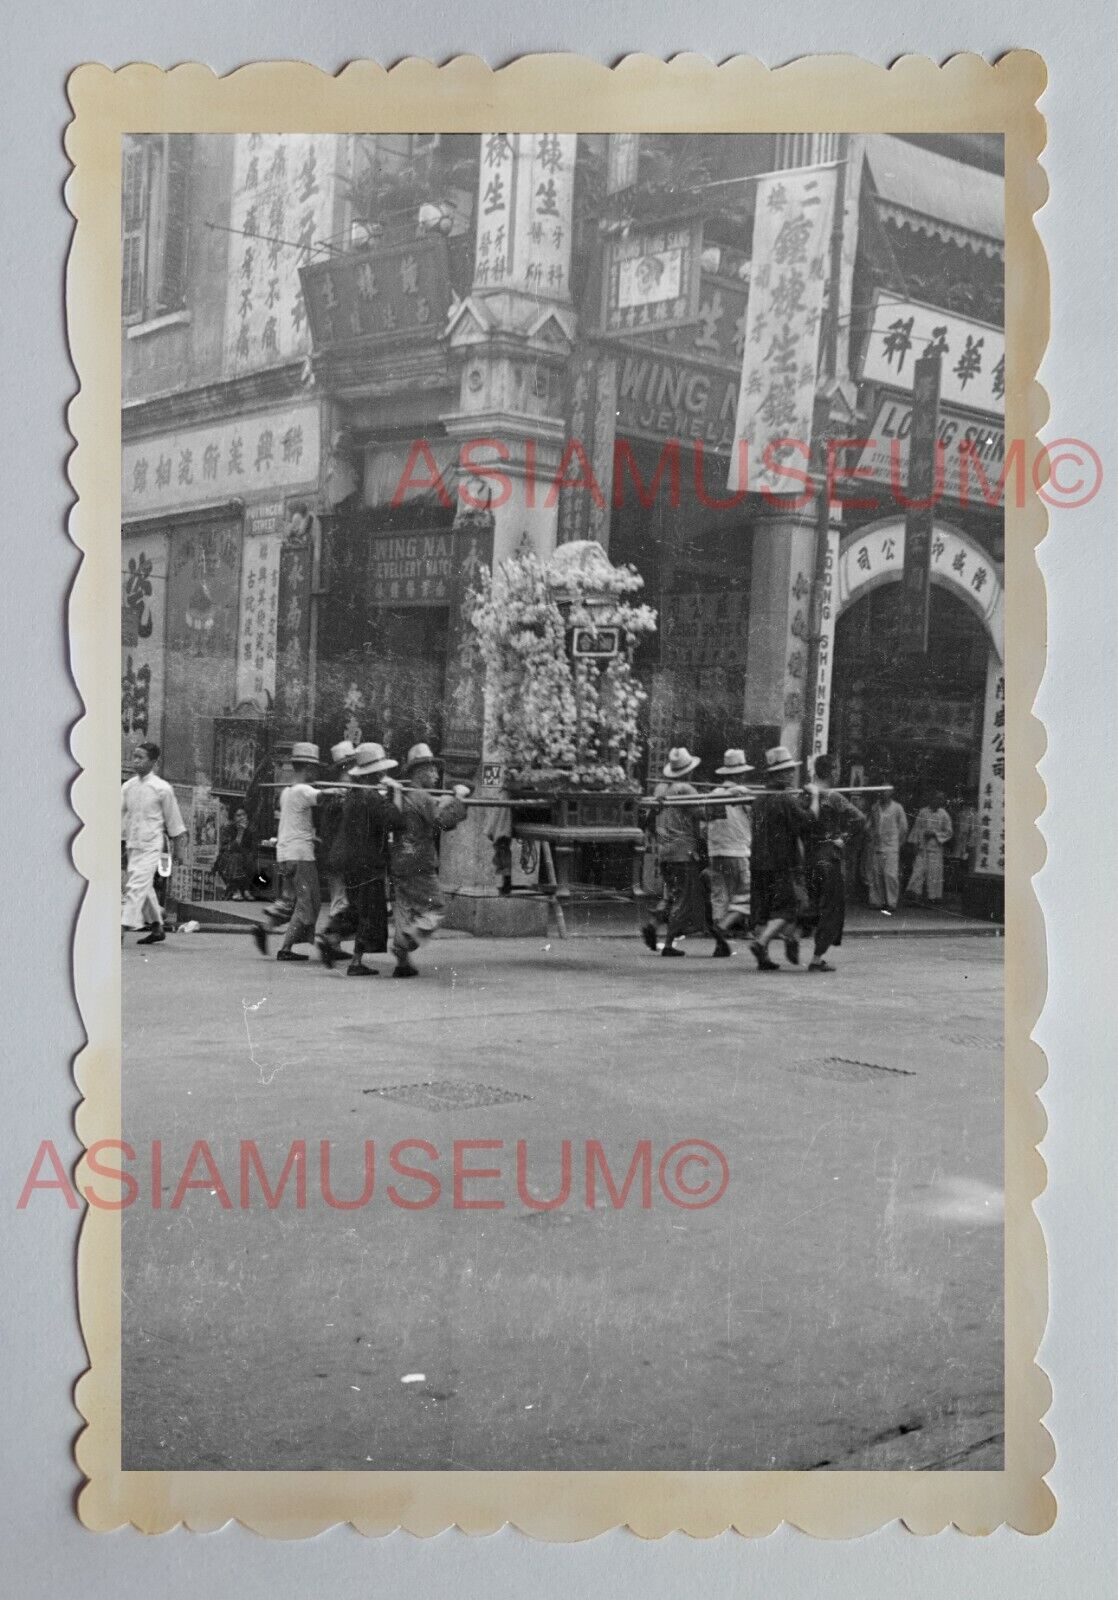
[120,742,187,944]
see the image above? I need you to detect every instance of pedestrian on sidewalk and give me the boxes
[121,741,188,945]
[707,749,754,938]
[215,805,256,900]
[749,745,809,971]
[867,785,908,914]
[261,743,323,962]
[384,743,470,978]
[318,742,397,976]
[801,754,867,973]
[640,748,732,959]
[907,790,954,904]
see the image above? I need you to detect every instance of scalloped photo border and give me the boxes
[65,50,1052,1537]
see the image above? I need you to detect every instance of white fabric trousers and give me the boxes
[121,845,163,929]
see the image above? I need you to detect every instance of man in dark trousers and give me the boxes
[802,753,867,973]
[749,745,809,971]
[317,742,397,977]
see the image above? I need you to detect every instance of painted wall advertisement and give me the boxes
[121,532,169,765]
[224,133,338,374]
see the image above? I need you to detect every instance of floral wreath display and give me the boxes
[470,540,658,793]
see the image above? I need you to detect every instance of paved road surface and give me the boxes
[121,928,1003,1471]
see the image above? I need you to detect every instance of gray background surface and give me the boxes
[1,0,1112,1591]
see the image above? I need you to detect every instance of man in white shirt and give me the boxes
[263,742,324,962]
[120,742,187,945]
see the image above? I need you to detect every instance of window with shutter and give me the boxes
[121,139,147,319]
[120,134,192,322]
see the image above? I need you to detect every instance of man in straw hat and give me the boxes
[317,742,397,976]
[640,748,732,959]
[749,745,810,971]
[260,742,324,962]
[706,749,754,940]
[383,743,470,978]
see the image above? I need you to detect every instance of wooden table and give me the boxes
[512,821,648,938]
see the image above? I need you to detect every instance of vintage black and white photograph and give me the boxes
[115,123,1009,1475]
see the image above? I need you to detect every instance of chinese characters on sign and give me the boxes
[661,591,749,668]
[121,533,169,764]
[474,133,576,299]
[837,522,1004,637]
[234,502,285,708]
[122,405,320,518]
[558,350,618,545]
[368,531,455,607]
[601,218,703,334]
[859,291,1005,416]
[224,134,337,374]
[728,168,837,493]
[976,653,1006,877]
[858,395,1007,502]
[809,524,841,758]
[898,349,942,654]
[300,236,453,348]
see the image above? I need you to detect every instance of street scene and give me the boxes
[120,129,1006,1469]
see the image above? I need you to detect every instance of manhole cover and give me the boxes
[362,1080,532,1111]
[945,1033,1002,1049]
[793,1056,916,1084]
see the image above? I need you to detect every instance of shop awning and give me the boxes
[863,136,1003,256]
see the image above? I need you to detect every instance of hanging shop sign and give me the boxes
[898,349,942,654]
[301,235,453,348]
[234,501,285,708]
[857,290,1004,417]
[615,351,740,451]
[728,167,838,494]
[367,529,456,607]
[474,133,576,298]
[858,392,1007,503]
[122,402,320,519]
[600,216,703,335]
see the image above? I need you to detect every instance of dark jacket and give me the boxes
[750,789,808,875]
[329,786,393,877]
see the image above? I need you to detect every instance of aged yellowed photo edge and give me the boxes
[65,50,1054,1537]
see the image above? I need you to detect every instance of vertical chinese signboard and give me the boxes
[235,502,284,708]
[162,522,243,785]
[557,348,617,546]
[224,133,338,374]
[898,349,942,654]
[808,523,841,759]
[728,167,837,494]
[273,522,314,741]
[442,522,496,780]
[474,133,576,299]
[121,532,169,767]
[976,651,1005,878]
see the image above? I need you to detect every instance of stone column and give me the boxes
[437,132,579,924]
[741,510,817,756]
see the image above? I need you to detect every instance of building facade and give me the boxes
[121,130,1005,908]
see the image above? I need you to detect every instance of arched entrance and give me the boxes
[830,518,1003,809]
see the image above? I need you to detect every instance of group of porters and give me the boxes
[122,734,903,976]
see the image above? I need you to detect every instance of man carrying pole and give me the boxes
[640,748,732,959]
[801,753,866,973]
[383,743,470,979]
[749,745,810,972]
[317,742,397,976]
